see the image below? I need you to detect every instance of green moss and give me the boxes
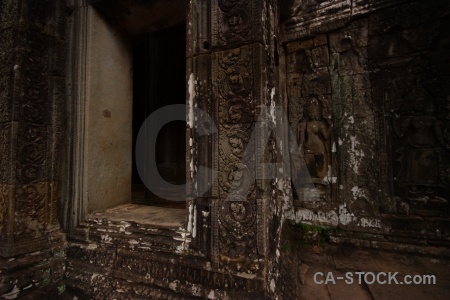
[280,243,290,252]
[292,223,339,246]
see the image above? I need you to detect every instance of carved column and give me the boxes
[187,0,280,285]
[0,0,67,297]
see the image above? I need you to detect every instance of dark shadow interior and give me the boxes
[132,24,186,207]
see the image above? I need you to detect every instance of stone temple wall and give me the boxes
[281,0,450,253]
[0,0,68,298]
[0,0,449,299]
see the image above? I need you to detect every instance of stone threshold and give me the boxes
[88,203,187,229]
[65,204,265,299]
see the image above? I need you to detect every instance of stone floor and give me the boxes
[89,203,186,228]
[296,243,450,300]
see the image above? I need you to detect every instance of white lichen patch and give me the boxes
[338,204,357,225]
[118,221,131,233]
[87,243,98,250]
[101,235,112,243]
[187,203,193,233]
[174,230,191,253]
[190,157,194,179]
[351,186,365,200]
[349,135,364,174]
[169,280,179,291]
[294,209,338,227]
[207,290,216,299]
[360,218,381,228]
[188,73,196,129]
[236,272,257,279]
[270,88,277,125]
[270,279,276,292]
[192,205,197,238]
[3,285,20,299]
[190,284,202,296]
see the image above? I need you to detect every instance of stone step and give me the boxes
[69,204,189,253]
[65,204,263,299]
[86,219,182,238]
[68,230,189,256]
[65,250,264,300]
[64,269,203,300]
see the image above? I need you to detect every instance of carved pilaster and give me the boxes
[187,0,280,288]
[0,0,67,256]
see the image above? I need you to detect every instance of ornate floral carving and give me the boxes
[216,0,252,45]
[219,197,257,259]
[20,143,45,163]
[19,164,41,182]
[219,127,250,163]
[0,185,10,234]
[217,47,255,124]
[15,183,46,233]
[17,123,47,184]
[21,124,45,142]
[21,104,44,123]
[219,162,252,197]
[213,44,262,267]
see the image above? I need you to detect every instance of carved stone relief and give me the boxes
[14,24,51,235]
[211,40,270,273]
[219,197,257,259]
[217,47,255,124]
[0,185,10,234]
[389,86,450,217]
[214,46,260,268]
[212,0,264,49]
[298,99,333,181]
[368,6,450,218]
[286,37,337,210]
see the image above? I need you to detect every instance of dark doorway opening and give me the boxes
[132,24,186,207]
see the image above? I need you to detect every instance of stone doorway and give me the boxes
[132,24,187,207]
[64,0,187,232]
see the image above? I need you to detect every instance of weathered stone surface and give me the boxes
[1,0,449,298]
[65,205,265,299]
[0,0,69,297]
[284,0,450,252]
[278,224,450,300]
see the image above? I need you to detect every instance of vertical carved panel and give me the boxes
[0,0,67,253]
[0,122,14,238]
[195,0,277,278]
[0,185,12,237]
[211,0,263,49]
[369,4,450,218]
[286,37,337,211]
[216,46,255,124]
[213,46,258,271]
[210,30,270,272]
[329,19,380,221]
[13,15,51,236]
